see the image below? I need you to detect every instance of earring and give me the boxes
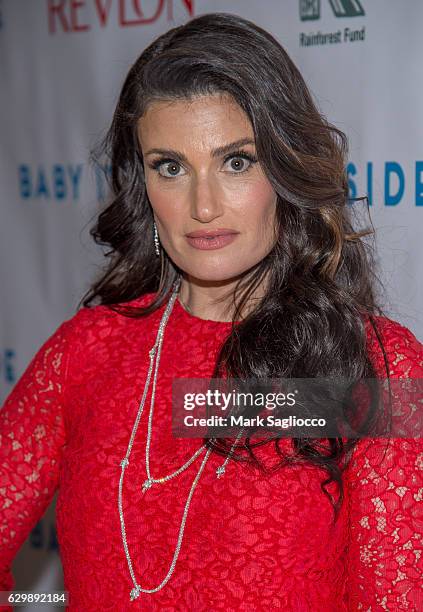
[153,221,160,257]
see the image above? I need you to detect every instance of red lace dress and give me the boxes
[1,293,422,611]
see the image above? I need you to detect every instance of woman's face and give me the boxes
[137,93,277,283]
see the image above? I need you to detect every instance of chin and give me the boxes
[168,249,259,282]
[177,262,252,284]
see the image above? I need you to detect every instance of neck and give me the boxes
[177,274,266,323]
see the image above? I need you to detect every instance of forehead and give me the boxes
[136,94,254,152]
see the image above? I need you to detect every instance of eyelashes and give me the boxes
[147,150,258,180]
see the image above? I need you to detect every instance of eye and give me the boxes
[223,151,258,174]
[148,158,186,179]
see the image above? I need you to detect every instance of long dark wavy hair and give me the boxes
[81,12,389,522]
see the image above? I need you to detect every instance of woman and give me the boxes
[1,12,422,611]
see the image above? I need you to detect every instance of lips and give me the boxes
[185,228,239,238]
[185,231,239,251]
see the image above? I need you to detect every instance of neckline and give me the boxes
[173,293,238,327]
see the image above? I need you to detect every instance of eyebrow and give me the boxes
[144,137,256,162]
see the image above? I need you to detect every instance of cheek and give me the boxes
[241,181,277,226]
[145,179,180,220]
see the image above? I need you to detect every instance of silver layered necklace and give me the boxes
[118,278,244,602]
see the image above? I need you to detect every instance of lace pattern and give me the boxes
[0,301,421,610]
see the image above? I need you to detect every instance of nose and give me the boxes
[190,174,224,223]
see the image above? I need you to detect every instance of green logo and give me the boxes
[300,0,320,20]
[300,0,365,21]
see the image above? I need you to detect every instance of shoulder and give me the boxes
[57,293,157,371]
[364,315,423,377]
[63,292,157,335]
[346,315,422,481]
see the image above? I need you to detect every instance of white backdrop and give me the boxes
[1,0,422,605]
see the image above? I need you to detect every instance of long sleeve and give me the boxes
[345,318,423,610]
[0,318,74,600]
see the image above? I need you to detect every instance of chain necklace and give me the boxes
[118,278,244,602]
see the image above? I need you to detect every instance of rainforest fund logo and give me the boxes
[299,0,366,46]
[300,0,365,21]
